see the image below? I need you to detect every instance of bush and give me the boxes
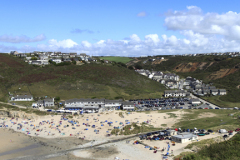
[55,96,60,101]
[128,66,134,70]
[134,64,143,69]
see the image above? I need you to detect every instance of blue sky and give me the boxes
[1,0,240,56]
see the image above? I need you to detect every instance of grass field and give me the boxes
[99,56,133,64]
[201,96,240,108]
[173,109,240,131]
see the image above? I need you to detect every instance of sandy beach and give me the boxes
[0,110,232,160]
[0,110,184,140]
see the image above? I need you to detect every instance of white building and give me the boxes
[11,95,33,101]
[164,90,189,97]
[121,102,135,110]
[171,133,198,143]
[104,99,123,109]
[189,99,201,105]
[52,59,62,64]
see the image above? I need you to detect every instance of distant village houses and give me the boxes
[10,51,95,66]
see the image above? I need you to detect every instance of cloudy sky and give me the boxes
[1,0,240,56]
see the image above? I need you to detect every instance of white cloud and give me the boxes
[0,34,46,43]
[144,34,160,45]
[48,39,78,48]
[130,34,141,42]
[165,6,240,39]
[137,12,146,17]
[2,6,240,56]
[81,41,92,48]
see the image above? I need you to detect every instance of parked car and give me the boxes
[208,129,213,133]
[223,135,228,138]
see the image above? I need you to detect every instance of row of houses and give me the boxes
[11,95,55,107]
[10,51,96,65]
[164,90,190,97]
[135,69,180,88]
[183,76,227,96]
[10,95,135,110]
[179,51,240,57]
[64,98,135,111]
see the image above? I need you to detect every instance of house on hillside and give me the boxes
[51,59,62,64]
[44,98,54,107]
[10,51,19,56]
[17,53,27,58]
[69,53,77,58]
[202,89,210,95]
[219,89,227,95]
[183,80,191,86]
[37,98,54,107]
[211,89,219,96]
[63,58,72,62]
[209,86,216,90]
[30,60,42,65]
[11,95,33,101]
[160,79,165,84]
[38,55,48,60]
[165,80,178,87]
[152,73,163,81]
[37,100,44,107]
[62,53,70,59]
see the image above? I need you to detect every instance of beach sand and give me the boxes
[0,110,230,160]
[0,128,89,160]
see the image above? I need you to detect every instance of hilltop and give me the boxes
[0,54,164,101]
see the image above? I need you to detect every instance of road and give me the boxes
[190,93,221,109]
[0,101,27,109]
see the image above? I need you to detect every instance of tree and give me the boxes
[31,57,38,60]
[55,97,60,101]
[134,64,143,69]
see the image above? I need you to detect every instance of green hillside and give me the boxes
[98,56,133,64]
[135,55,240,106]
[179,133,240,160]
[0,54,164,102]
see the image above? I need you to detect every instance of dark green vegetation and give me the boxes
[0,54,164,101]
[98,56,133,64]
[178,133,240,160]
[137,55,240,106]
[173,109,240,131]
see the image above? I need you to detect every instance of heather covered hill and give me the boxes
[0,54,164,101]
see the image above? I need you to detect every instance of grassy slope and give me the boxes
[173,109,240,131]
[180,133,240,160]
[0,54,164,101]
[98,56,133,63]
